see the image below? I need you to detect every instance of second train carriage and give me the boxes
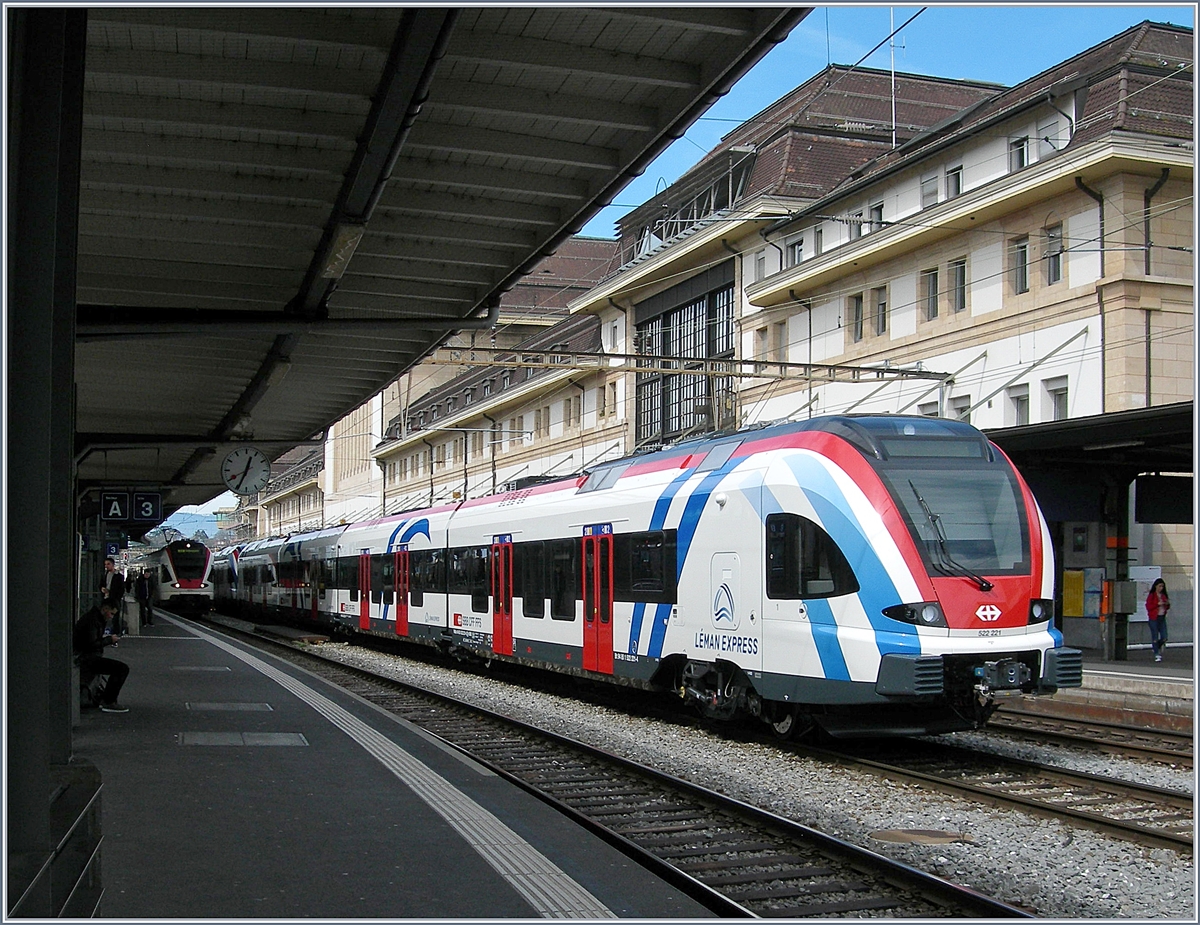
[212,415,1083,737]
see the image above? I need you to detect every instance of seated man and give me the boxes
[74,602,130,713]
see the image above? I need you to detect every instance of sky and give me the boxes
[579,3,1195,238]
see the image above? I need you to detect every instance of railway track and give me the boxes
[205,617,1031,918]
[987,709,1194,767]
[803,739,1193,854]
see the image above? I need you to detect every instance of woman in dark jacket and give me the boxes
[1144,578,1170,662]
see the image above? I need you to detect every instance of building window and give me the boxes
[1011,236,1029,293]
[872,286,888,336]
[482,379,493,397]
[1009,136,1029,172]
[562,395,581,429]
[787,237,804,266]
[920,174,938,209]
[470,431,484,458]
[755,326,769,361]
[849,211,863,240]
[771,321,787,363]
[1007,385,1030,426]
[754,249,767,281]
[848,293,864,343]
[813,226,823,256]
[1044,223,1063,284]
[435,443,447,470]
[868,201,884,233]
[920,268,939,321]
[509,416,523,448]
[945,165,963,199]
[1044,376,1069,421]
[918,401,939,417]
[950,395,972,423]
[635,282,735,446]
[950,257,967,312]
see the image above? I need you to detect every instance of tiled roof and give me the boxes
[497,236,620,323]
[858,21,1193,183]
[617,65,1001,238]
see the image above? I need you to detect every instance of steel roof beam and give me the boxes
[76,306,493,340]
[445,30,701,90]
[84,46,382,98]
[404,122,619,171]
[88,7,398,49]
[83,95,365,142]
[427,79,657,132]
[372,188,562,227]
[387,155,588,201]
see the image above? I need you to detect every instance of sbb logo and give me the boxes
[975,605,1003,622]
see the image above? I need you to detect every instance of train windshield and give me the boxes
[170,545,209,580]
[877,455,1029,577]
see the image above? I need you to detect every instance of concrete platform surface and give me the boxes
[70,612,714,919]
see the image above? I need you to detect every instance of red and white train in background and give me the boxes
[145,539,215,614]
[210,414,1082,737]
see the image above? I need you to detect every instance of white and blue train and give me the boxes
[211,415,1082,737]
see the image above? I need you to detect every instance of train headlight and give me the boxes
[882,602,946,627]
[1028,599,1054,624]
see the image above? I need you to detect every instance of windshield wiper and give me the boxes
[909,481,994,592]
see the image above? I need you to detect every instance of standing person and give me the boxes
[74,602,130,712]
[134,569,153,627]
[100,556,126,635]
[1145,578,1171,662]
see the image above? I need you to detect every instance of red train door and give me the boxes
[358,551,371,630]
[394,547,409,637]
[491,538,513,656]
[581,530,614,674]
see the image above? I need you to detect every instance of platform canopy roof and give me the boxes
[71,5,809,515]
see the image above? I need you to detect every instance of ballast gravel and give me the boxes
[315,641,1194,920]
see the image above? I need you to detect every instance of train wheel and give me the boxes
[769,705,800,739]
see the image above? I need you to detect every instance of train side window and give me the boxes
[548,538,578,620]
[516,541,546,618]
[613,530,677,603]
[449,546,489,613]
[765,513,858,599]
[315,560,330,599]
[370,553,393,606]
[409,548,444,607]
[337,556,359,601]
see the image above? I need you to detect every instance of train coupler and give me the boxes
[972,658,1032,705]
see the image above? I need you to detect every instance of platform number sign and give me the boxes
[101,492,129,521]
[133,492,162,522]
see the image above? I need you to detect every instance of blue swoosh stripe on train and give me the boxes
[802,489,919,657]
[802,598,850,680]
[380,518,430,622]
[781,455,918,654]
[648,459,746,658]
[628,470,695,654]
